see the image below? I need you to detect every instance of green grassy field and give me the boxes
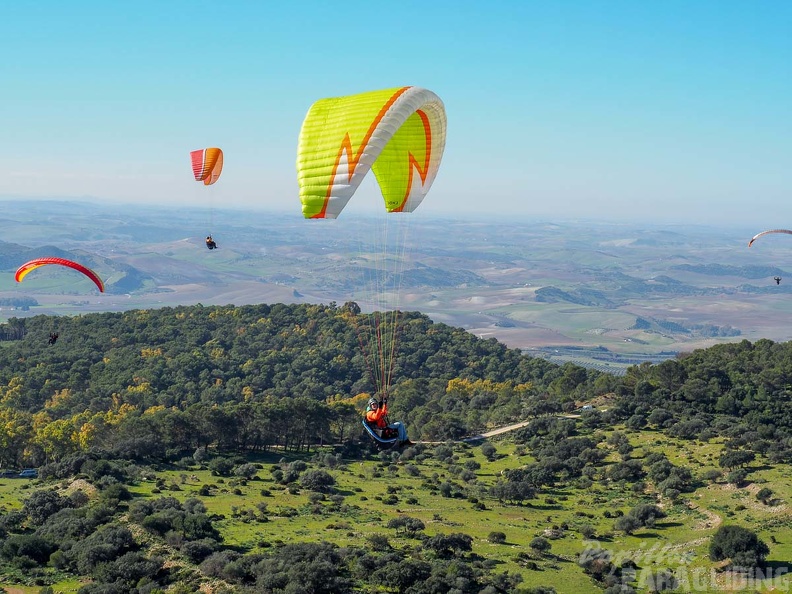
[3,425,789,593]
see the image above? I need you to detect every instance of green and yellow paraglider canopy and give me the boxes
[297,86,447,219]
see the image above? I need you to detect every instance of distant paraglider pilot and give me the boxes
[206,236,218,250]
[775,276,782,285]
[365,396,411,446]
[48,332,58,345]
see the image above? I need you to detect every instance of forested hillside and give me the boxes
[0,303,592,468]
[1,304,791,593]
[610,340,792,461]
[2,303,791,469]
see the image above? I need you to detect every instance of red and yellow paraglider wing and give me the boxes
[190,148,224,186]
[15,257,105,292]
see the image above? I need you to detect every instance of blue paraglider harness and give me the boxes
[363,398,399,448]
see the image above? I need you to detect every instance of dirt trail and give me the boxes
[688,500,723,531]
[461,420,532,442]
[413,419,535,445]
[460,414,581,442]
[411,414,583,445]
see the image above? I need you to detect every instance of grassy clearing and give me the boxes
[3,428,792,593]
[122,435,791,593]
[0,478,34,512]
[0,578,85,593]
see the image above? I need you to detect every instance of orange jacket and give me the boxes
[365,402,388,428]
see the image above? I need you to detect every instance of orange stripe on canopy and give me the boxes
[190,147,223,186]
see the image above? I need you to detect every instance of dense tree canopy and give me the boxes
[0,304,601,467]
[608,339,792,461]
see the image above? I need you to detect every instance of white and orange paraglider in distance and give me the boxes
[747,229,792,285]
[748,229,792,248]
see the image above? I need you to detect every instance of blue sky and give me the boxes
[1,0,789,225]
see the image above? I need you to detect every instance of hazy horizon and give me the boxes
[0,196,780,235]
